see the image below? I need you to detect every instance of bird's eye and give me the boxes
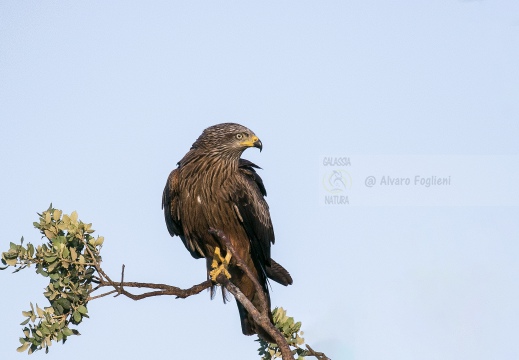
[236,133,243,140]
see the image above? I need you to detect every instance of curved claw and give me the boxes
[209,247,232,281]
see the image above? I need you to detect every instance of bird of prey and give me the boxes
[162,123,292,341]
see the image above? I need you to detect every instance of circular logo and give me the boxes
[322,170,352,194]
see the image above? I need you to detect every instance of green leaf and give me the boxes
[95,236,104,246]
[70,247,77,261]
[77,305,87,314]
[16,341,30,353]
[36,304,45,317]
[20,318,30,325]
[53,303,63,316]
[5,258,17,266]
[27,243,34,258]
[62,327,73,336]
[49,272,60,280]
[47,261,59,273]
[73,310,81,323]
[53,209,62,220]
[57,298,71,311]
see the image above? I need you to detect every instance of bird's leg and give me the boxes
[209,247,232,281]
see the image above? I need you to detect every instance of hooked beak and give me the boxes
[241,135,263,152]
[253,137,262,152]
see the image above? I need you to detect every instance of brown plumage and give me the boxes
[162,123,292,341]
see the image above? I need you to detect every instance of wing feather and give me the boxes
[162,168,203,259]
[232,159,274,275]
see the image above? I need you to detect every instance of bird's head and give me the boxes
[192,123,262,158]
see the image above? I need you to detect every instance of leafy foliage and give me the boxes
[257,307,308,360]
[1,205,103,354]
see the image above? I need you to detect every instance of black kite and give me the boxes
[162,123,292,341]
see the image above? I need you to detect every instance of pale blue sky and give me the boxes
[1,2,518,359]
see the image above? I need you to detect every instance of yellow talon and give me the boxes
[210,247,232,281]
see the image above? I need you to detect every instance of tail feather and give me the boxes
[230,260,276,343]
[265,259,293,286]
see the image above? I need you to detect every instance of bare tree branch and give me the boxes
[88,276,212,301]
[216,274,295,360]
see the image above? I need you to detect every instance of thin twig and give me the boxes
[305,344,331,360]
[114,264,126,297]
[87,289,118,301]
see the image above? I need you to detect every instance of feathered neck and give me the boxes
[178,147,241,171]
